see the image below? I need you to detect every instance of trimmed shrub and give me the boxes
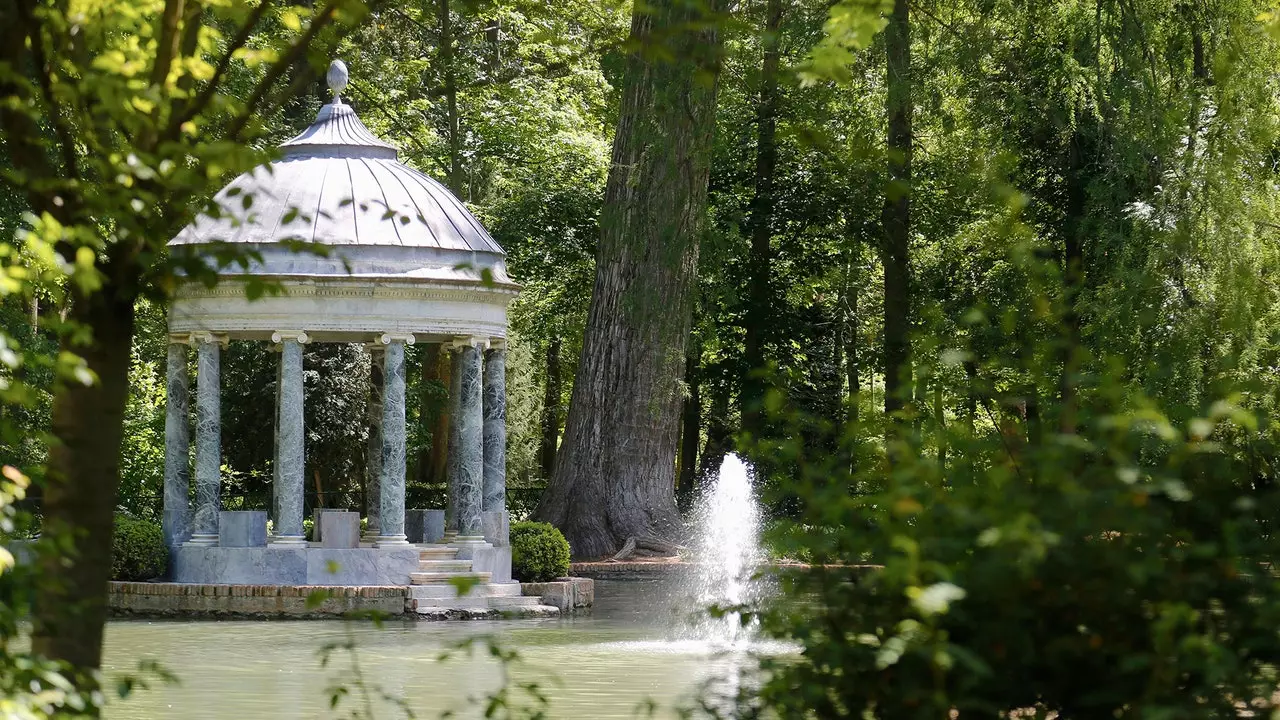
[112,515,166,581]
[510,521,570,582]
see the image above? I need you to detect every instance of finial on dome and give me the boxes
[326,59,349,104]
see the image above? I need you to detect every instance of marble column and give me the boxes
[163,340,191,554]
[271,345,282,535]
[456,342,485,539]
[444,345,463,541]
[375,334,413,546]
[482,345,507,512]
[187,333,224,545]
[362,344,385,542]
[272,332,307,545]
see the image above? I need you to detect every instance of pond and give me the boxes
[101,577,785,719]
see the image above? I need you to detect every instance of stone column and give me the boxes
[444,345,463,542]
[375,333,413,546]
[187,333,225,546]
[482,344,507,512]
[455,340,485,541]
[163,339,191,553]
[362,344,385,542]
[272,331,308,545]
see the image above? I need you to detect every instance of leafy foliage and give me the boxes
[510,521,570,582]
[111,515,166,582]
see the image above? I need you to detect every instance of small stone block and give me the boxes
[481,510,510,547]
[405,509,446,543]
[318,511,361,549]
[218,511,268,548]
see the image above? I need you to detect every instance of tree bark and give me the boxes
[845,250,860,428]
[538,336,562,480]
[32,283,136,685]
[419,344,450,487]
[677,348,700,501]
[882,0,913,430]
[741,0,785,438]
[533,0,724,559]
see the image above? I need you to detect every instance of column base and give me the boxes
[373,534,410,547]
[360,532,382,544]
[185,534,218,547]
[270,535,307,547]
[442,530,458,543]
[449,536,494,561]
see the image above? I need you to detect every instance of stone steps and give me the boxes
[405,581,559,615]
[409,571,491,586]
[418,545,459,561]
[407,582,524,600]
[417,560,473,573]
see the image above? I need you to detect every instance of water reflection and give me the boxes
[102,578,786,719]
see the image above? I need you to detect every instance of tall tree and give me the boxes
[0,0,371,688]
[881,0,912,426]
[534,0,725,559]
[741,0,786,437]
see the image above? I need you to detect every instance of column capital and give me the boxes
[487,338,508,352]
[378,333,416,346]
[446,335,487,352]
[271,330,310,344]
[186,331,229,347]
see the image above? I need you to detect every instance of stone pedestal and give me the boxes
[481,510,509,548]
[318,511,361,549]
[218,511,268,548]
[406,509,446,544]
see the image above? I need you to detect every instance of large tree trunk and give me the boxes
[538,336,562,480]
[881,0,912,429]
[677,347,700,501]
[32,283,136,685]
[741,0,785,438]
[533,0,724,559]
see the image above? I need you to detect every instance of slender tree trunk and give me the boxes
[428,347,451,487]
[534,0,724,559]
[741,0,785,437]
[439,0,464,197]
[677,348,700,501]
[845,251,860,428]
[32,283,136,686]
[1059,127,1086,434]
[882,0,912,430]
[417,344,451,487]
[539,336,562,480]
[699,386,731,481]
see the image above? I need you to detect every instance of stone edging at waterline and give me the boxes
[107,578,593,619]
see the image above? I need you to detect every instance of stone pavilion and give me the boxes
[160,61,530,610]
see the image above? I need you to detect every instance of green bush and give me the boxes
[510,521,570,582]
[112,515,166,581]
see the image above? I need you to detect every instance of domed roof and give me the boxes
[171,90,503,255]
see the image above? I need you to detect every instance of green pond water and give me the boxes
[101,578,783,719]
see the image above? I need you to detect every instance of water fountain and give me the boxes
[683,453,766,647]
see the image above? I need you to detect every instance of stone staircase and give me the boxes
[407,545,556,616]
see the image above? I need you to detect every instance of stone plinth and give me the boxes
[481,510,509,547]
[218,511,267,548]
[173,546,420,585]
[319,511,360,549]
[458,544,512,583]
[406,509,445,544]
